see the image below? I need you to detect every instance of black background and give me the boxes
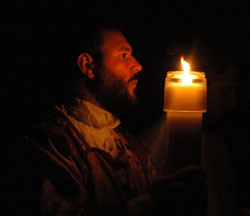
[3,0,250,208]
[7,1,250,130]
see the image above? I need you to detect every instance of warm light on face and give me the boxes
[181,57,192,85]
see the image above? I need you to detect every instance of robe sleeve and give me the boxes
[7,127,91,216]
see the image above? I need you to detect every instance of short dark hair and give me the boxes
[80,27,120,55]
[52,24,123,101]
[66,25,123,79]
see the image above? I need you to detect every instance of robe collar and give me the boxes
[66,98,121,130]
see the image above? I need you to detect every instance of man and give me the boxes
[8,26,207,216]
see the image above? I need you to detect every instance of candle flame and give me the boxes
[181,57,192,85]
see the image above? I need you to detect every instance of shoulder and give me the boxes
[20,105,90,183]
[25,105,80,147]
[22,105,88,168]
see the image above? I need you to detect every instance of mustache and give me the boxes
[128,73,140,82]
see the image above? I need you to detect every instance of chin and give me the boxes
[128,86,138,101]
[130,94,138,103]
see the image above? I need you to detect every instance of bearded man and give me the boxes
[9,26,207,216]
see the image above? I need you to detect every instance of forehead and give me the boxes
[100,31,132,52]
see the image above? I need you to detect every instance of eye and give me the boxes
[120,53,127,59]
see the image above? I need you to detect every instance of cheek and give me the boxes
[116,62,132,81]
[102,56,132,82]
[110,65,131,83]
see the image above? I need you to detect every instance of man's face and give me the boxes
[91,30,143,115]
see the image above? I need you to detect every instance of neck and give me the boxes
[75,79,103,109]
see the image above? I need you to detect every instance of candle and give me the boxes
[163,58,207,175]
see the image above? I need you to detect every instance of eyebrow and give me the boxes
[119,46,132,52]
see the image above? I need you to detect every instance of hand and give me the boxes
[150,165,207,216]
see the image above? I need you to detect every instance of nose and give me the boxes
[132,57,143,74]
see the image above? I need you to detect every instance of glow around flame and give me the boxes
[181,57,192,85]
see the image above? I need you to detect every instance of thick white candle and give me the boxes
[163,59,207,175]
[164,71,207,112]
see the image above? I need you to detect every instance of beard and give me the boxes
[85,65,139,117]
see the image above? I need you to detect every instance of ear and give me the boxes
[77,53,95,79]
